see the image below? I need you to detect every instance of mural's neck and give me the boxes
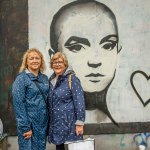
[84,90,118,126]
[84,90,107,111]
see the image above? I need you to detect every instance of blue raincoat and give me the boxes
[48,67,85,145]
[12,69,49,150]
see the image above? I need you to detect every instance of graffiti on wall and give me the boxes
[0,0,150,135]
[131,71,150,106]
[49,1,120,124]
[49,0,121,126]
[28,0,150,133]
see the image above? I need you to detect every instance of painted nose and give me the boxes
[87,61,101,68]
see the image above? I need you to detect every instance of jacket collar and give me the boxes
[49,66,75,81]
[25,68,41,81]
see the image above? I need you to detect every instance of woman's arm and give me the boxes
[71,75,85,135]
[12,74,31,134]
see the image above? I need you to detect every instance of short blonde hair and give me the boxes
[50,52,68,69]
[19,48,46,73]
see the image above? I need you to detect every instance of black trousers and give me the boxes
[56,143,65,150]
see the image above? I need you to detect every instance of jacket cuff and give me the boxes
[18,125,31,133]
[75,120,84,125]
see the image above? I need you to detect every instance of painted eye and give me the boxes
[65,44,85,53]
[102,42,117,51]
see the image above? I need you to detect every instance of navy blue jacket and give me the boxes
[48,67,85,145]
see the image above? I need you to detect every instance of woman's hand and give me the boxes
[23,130,32,139]
[76,125,84,136]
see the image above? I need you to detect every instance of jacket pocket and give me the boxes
[63,109,74,128]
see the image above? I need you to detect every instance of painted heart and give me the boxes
[130,71,150,106]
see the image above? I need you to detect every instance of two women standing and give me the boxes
[12,49,85,150]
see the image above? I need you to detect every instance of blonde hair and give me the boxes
[50,52,68,69]
[19,48,46,73]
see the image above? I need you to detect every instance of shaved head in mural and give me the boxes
[49,1,121,124]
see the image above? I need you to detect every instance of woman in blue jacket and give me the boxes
[48,52,85,150]
[12,48,49,150]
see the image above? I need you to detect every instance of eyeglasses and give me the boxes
[52,61,64,65]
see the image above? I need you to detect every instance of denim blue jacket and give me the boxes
[12,69,49,150]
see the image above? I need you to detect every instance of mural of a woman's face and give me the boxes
[52,4,119,92]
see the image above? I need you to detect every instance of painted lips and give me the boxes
[85,73,105,83]
[85,73,104,77]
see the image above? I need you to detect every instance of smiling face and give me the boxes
[27,52,42,73]
[51,2,119,92]
[52,57,66,76]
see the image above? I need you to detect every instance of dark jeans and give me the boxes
[56,143,65,150]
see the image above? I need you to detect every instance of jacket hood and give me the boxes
[63,66,75,76]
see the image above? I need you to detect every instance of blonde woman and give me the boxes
[12,48,49,150]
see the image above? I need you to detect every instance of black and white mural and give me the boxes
[28,0,150,133]
[49,1,121,126]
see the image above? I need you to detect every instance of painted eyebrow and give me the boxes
[64,36,91,47]
[100,34,118,44]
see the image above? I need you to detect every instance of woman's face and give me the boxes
[56,12,118,92]
[52,57,66,76]
[27,52,42,73]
